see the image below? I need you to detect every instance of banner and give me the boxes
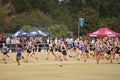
[79,18,84,28]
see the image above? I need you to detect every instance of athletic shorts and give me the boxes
[27,49,29,53]
[3,51,8,55]
[62,50,67,55]
[50,49,53,51]
[49,47,53,51]
[96,51,101,54]
[58,50,61,52]
[17,53,22,57]
[79,48,84,51]
[85,50,89,53]
[106,50,111,54]
[115,51,120,54]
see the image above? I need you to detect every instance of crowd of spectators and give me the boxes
[0,36,46,52]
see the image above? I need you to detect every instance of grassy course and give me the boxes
[0,52,120,80]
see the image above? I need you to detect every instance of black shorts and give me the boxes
[27,49,32,53]
[27,49,29,53]
[73,47,76,50]
[55,48,58,52]
[50,49,53,52]
[49,47,53,51]
[85,50,89,53]
[106,50,111,54]
[62,50,67,55]
[3,52,8,55]
[90,48,95,51]
[115,51,120,54]
[57,49,61,52]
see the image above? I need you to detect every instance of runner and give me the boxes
[1,43,9,64]
[46,39,57,60]
[16,44,24,65]
[114,41,120,64]
[95,41,102,65]
[26,41,38,62]
[77,39,87,62]
[105,42,113,63]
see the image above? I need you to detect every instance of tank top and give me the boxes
[16,48,21,53]
[2,47,7,53]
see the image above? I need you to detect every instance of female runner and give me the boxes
[1,43,9,64]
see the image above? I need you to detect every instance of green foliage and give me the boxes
[99,0,120,17]
[9,10,53,33]
[0,1,14,33]
[48,24,68,38]
[10,0,32,13]
[0,18,3,26]
[78,7,100,34]
[30,10,53,29]
[57,7,72,30]
[9,14,24,33]
[100,17,120,32]
[0,0,120,37]
[21,25,33,32]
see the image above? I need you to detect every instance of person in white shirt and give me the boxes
[6,37,10,44]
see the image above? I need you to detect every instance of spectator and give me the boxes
[2,36,6,43]
[6,37,10,44]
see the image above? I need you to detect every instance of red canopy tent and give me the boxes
[86,27,120,37]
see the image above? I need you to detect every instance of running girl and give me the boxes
[58,41,68,67]
[60,41,68,61]
[1,43,9,64]
[105,42,113,63]
[114,41,120,64]
[16,44,24,65]
[26,42,38,62]
[46,39,57,60]
[77,40,87,62]
[95,41,102,65]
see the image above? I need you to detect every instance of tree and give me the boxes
[78,7,100,35]
[48,24,68,38]
[0,1,15,33]
[22,25,34,32]
[0,0,120,37]
[99,17,120,32]
[9,10,53,33]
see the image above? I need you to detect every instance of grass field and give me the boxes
[0,51,120,80]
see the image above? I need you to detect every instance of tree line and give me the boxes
[0,0,120,37]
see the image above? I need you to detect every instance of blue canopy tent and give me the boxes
[13,29,27,37]
[28,28,50,37]
[37,30,50,36]
[27,30,42,37]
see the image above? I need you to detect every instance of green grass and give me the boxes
[0,52,120,80]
